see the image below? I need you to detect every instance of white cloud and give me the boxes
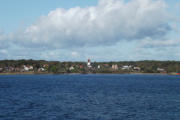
[13,0,170,49]
[1,0,179,61]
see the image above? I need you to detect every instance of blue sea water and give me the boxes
[0,74,180,120]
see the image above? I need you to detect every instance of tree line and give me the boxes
[0,59,180,73]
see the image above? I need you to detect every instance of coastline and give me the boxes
[0,72,50,75]
[0,72,179,76]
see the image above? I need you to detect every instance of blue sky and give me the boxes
[0,0,97,33]
[0,0,180,61]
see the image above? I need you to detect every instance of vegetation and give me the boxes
[0,59,180,74]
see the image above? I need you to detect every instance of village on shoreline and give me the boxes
[0,59,180,75]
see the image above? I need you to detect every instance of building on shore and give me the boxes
[112,64,118,70]
[23,65,33,71]
[69,66,75,71]
[98,65,101,69]
[0,68,3,72]
[157,68,166,73]
[133,67,141,71]
[122,65,132,70]
[38,68,45,72]
[87,59,92,68]
[79,65,84,69]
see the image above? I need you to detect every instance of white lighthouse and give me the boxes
[87,59,92,68]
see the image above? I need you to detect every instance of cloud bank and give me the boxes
[13,0,170,49]
[1,0,179,61]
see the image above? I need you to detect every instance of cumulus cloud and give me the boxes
[13,0,170,49]
[1,0,179,61]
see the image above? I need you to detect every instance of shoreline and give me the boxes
[0,72,179,76]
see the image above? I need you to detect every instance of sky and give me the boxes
[0,0,180,61]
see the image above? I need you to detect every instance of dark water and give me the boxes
[0,74,180,120]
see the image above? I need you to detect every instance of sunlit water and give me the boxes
[0,74,180,120]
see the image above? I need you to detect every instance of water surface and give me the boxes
[0,74,180,120]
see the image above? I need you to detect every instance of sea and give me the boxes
[0,74,180,120]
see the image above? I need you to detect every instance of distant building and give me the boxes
[98,65,101,69]
[9,67,15,72]
[23,65,33,71]
[79,65,84,69]
[4,67,9,72]
[29,66,33,70]
[87,59,92,68]
[23,65,29,71]
[15,67,20,72]
[112,64,118,70]
[3,67,15,72]
[133,67,141,71]
[0,68,3,72]
[38,68,45,72]
[157,68,166,73]
[122,65,132,70]
[43,64,49,68]
[69,66,75,71]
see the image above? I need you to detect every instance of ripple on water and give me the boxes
[0,74,180,120]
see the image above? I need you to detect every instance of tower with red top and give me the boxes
[87,58,92,68]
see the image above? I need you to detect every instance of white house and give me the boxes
[122,65,132,70]
[133,67,141,71]
[23,65,33,71]
[38,68,45,72]
[69,66,75,70]
[23,65,29,71]
[98,65,101,69]
[157,68,165,72]
[29,66,33,70]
